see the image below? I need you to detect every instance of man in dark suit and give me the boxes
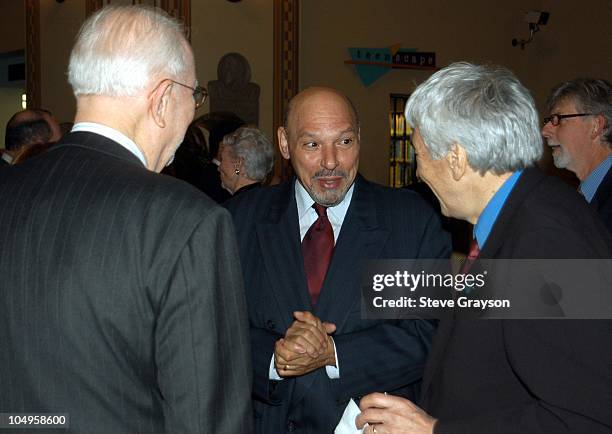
[542,78,611,233]
[226,87,451,433]
[357,63,612,433]
[0,5,252,434]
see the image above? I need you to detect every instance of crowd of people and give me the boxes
[0,4,610,434]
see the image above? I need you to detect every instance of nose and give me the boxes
[321,145,339,171]
[541,122,554,139]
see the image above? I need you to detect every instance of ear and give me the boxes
[149,81,173,128]
[277,126,291,160]
[446,143,468,181]
[591,114,606,140]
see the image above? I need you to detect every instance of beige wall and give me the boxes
[39,0,84,124]
[300,0,612,185]
[0,1,25,54]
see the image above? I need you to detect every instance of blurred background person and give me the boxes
[215,125,274,196]
[1,108,61,165]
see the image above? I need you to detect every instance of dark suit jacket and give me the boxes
[226,176,451,434]
[0,132,253,434]
[591,166,612,234]
[421,168,612,434]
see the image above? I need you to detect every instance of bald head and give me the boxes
[283,87,360,138]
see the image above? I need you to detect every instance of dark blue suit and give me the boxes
[227,175,451,434]
[421,168,612,433]
[591,166,612,234]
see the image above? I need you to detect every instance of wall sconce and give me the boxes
[512,10,550,50]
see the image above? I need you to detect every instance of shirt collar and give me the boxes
[295,179,355,221]
[580,155,612,203]
[474,170,522,249]
[71,122,147,167]
[1,152,13,164]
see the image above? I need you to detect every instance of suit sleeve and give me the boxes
[154,207,253,434]
[435,227,612,433]
[332,207,451,401]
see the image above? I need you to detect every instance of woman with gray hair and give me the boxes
[216,126,274,195]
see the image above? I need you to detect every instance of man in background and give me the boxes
[227,86,450,433]
[357,63,611,434]
[542,78,611,232]
[1,108,61,165]
[0,5,251,433]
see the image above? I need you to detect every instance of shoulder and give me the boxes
[225,180,291,215]
[355,176,438,218]
[500,170,612,257]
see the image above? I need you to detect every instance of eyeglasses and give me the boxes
[168,79,208,109]
[542,113,593,126]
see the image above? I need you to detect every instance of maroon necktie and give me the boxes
[302,204,334,305]
[460,238,481,273]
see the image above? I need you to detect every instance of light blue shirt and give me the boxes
[580,155,612,203]
[269,179,356,381]
[474,170,522,249]
[71,122,147,167]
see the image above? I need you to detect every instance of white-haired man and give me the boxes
[542,78,611,233]
[357,63,612,433]
[0,6,252,433]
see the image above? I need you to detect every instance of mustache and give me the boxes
[313,169,348,178]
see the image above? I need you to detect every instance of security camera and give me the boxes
[524,10,550,26]
[512,10,550,49]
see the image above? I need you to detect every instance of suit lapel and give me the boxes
[315,177,390,327]
[591,167,612,211]
[256,180,311,331]
[480,167,545,259]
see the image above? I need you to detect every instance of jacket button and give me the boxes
[266,320,276,330]
[286,420,296,432]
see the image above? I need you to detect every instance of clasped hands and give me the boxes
[274,311,336,377]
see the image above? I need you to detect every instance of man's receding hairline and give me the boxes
[284,88,360,135]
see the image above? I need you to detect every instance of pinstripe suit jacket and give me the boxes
[226,176,451,434]
[0,132,252,434]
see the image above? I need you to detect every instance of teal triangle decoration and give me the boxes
[348,47,392,86]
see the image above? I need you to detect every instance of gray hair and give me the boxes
[547,78,612,146]
[223,126,275,181]
[68,5,189,97]
[405,62,543,174]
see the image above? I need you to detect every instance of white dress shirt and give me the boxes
[71,122,147,167]
[269,180,355,381]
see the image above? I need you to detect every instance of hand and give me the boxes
[274,311,336,377]
[356,393,437,434]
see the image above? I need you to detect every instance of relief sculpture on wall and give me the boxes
[207,52,260,126]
